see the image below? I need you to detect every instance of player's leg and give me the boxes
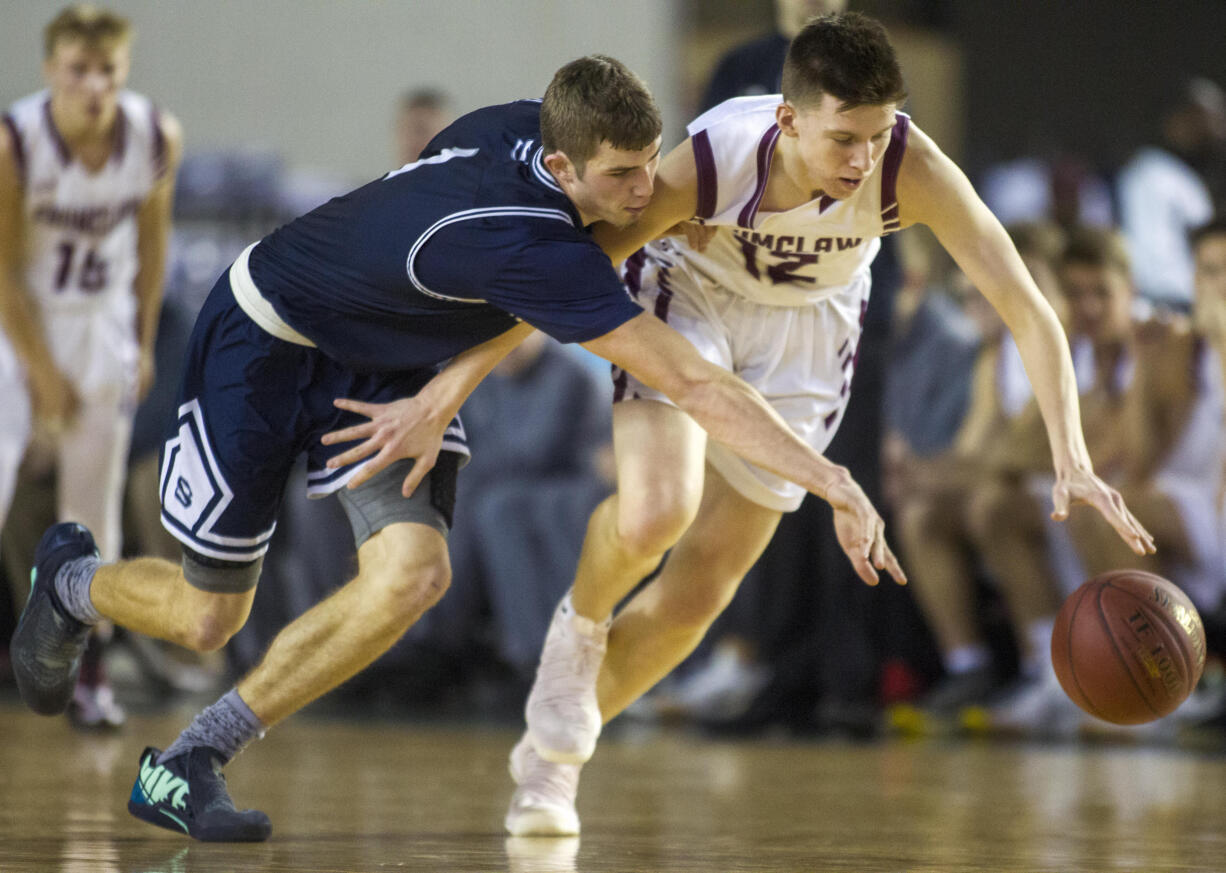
[595,467,781,721]
[55,386,135,728]
[524,397,707,763]
[507,468,779,836]
[235,519,449,726]
[0,359,31,533]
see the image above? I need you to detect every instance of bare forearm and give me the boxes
[420,322,534,418]
[675,367,846,499]
[0,275,55,371]
[1010,304,1093,477]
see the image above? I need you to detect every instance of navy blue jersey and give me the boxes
[248,100,641,373]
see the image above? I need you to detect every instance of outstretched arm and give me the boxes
[584,312,906,587]
[896,123,1153,556]
[322,321,535,495]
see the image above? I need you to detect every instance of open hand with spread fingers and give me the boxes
[321,396,444,497]
[824,467,907,587]
[1050,468,1156,556]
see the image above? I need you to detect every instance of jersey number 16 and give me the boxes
[54,241,108,293]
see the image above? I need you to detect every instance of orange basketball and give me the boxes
[1051,570,1206,725]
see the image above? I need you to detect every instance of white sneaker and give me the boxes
[505,734,581,836]
[525,597,607,764]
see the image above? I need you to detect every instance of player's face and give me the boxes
[565,138,661,228]
[1060,263,1133,343]
[44,38,131,130]
[779,95,896,200]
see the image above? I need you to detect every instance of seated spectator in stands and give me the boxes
[1060,228,1225,616]
[886,224,1067,725]
[975,227,1226,735]
[1117,79,1224,312]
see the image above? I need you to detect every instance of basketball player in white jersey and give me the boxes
[0,5,182,726]
[322,13,1153,833]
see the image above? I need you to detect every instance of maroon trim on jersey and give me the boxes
[818,194,837,214]
[42,99,72,166]
[653,265,675,322]
[110,105,128,165]
[2,114,25,186]
[612,367,629,402]
[151,106,167,178]
[623,248,647,299]
[737,124,780,229]
[878,114,910,233]
[692,129,718,219]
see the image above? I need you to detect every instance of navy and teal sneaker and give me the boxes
[10,522,98,715]
[128,746,272,842]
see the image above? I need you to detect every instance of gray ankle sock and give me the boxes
[55,556,102,625]
[159,689,266,765]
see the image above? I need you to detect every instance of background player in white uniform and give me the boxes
[0,5,181,722]
[482,13,1154,835]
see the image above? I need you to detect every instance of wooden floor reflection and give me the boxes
[1,704,1224,872]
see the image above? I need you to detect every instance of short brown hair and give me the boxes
[540,55,661,176]
[1059,226,1131,278]
[44,4,131,58]
[781,12,907,110]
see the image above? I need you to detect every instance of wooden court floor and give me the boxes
[1,704,1224,872]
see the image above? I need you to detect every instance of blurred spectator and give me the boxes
[1059,229,1224,612]
[395,87,454,165]
[975,227,1226,737]
[1117,78,1225,311]
[980,152,1114,231]
[0,4,182,728]
[700,0,846,111]
[884,224,1065,725]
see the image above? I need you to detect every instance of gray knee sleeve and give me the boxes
[337,454,457,548]
[182,548,264,593]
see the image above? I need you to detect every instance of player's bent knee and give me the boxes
[615,500,698,560]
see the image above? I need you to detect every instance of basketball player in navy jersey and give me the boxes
[12,55,903,842]
[1,5,182,729]
[326,15,1156,835]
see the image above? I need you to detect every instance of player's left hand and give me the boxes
[1051,468,1156,556]
[321,396,445,496]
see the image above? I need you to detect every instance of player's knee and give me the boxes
[615,494,699,560]
[178,601,246,653]
[372,552,452,622]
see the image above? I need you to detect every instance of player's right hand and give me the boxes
[28,367,79,434]
[662,220,716,252]
[321,396,445,497]
[823,467,907,587]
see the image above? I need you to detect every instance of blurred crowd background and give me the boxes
[2,0,1226,745]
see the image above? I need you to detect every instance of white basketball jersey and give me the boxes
[673,95,909,307]
[4,90,165,313]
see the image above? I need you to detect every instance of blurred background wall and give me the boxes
[0,0,683,184]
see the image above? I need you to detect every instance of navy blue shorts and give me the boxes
[158,273,468,563]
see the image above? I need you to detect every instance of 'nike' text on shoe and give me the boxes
[11,523,98,715]
[128,746,271,842]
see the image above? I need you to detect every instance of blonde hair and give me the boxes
[44,5,132,58]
